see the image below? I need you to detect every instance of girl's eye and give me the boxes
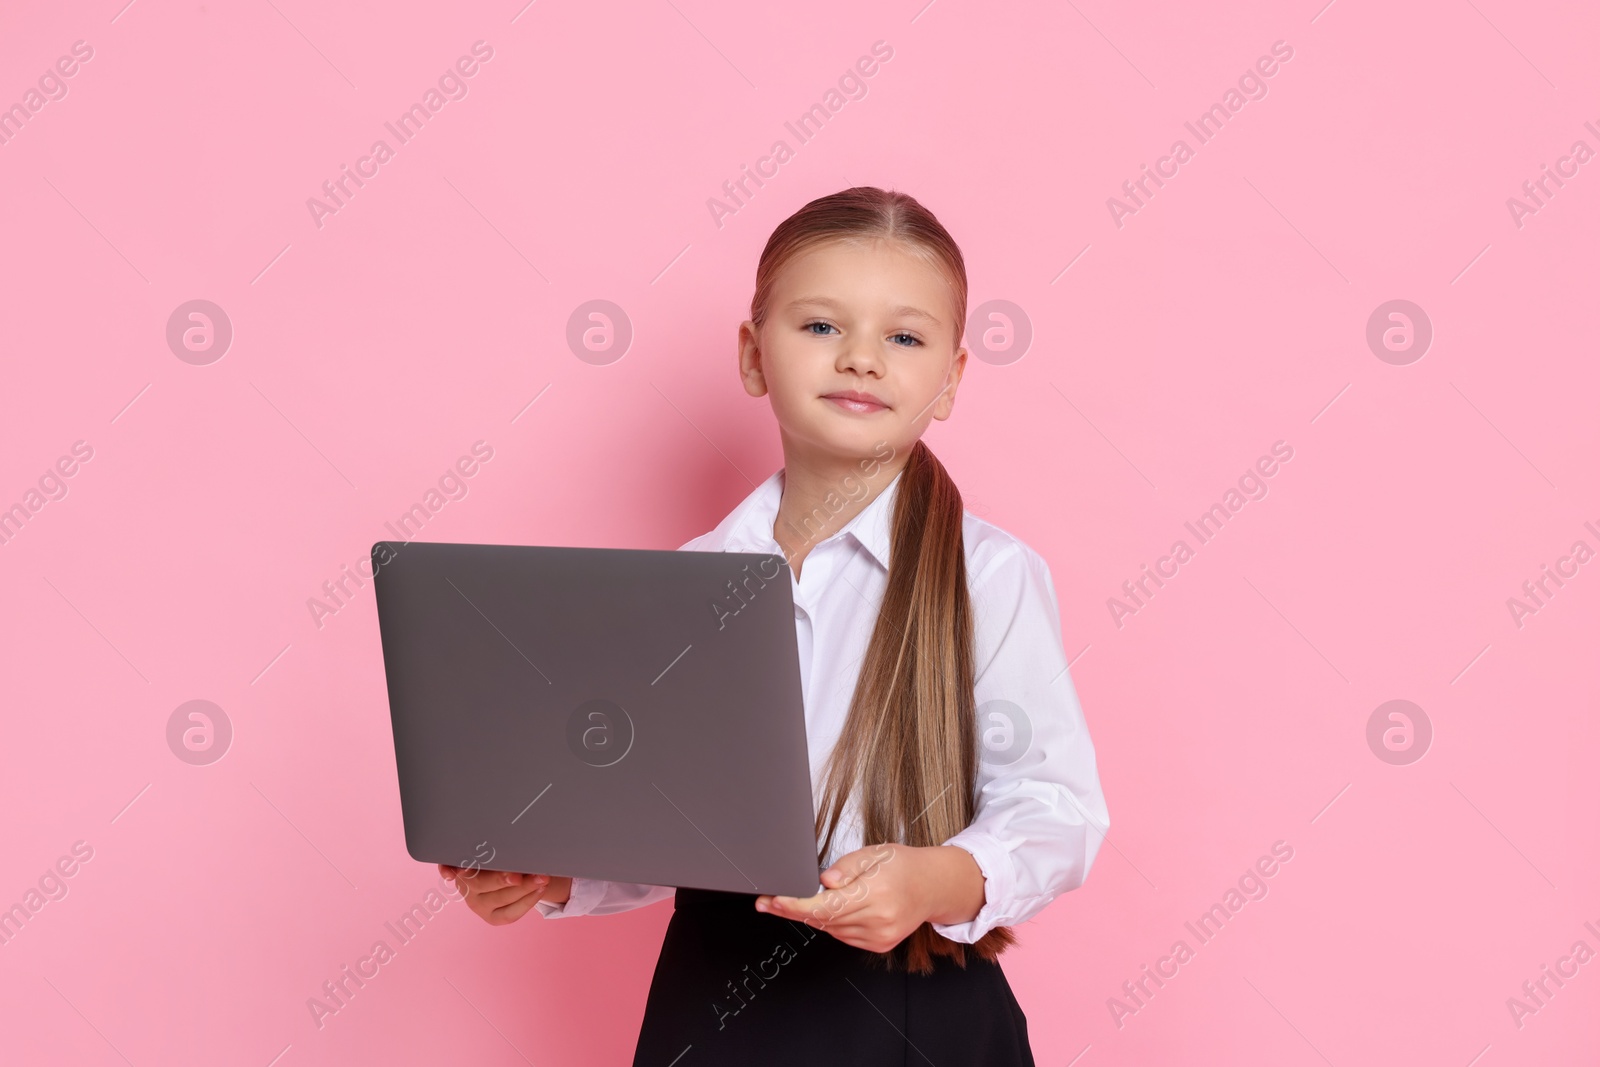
[802,322,921,346]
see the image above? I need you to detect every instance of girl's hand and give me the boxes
[439,864,572,925]
[753,843,984,954]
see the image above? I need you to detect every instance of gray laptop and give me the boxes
[371,540,820,899]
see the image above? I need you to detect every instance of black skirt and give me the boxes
[631,887,1036,1066]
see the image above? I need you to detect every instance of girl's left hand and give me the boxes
[754,843,979,954]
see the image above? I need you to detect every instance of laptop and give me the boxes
[370,540,821,899]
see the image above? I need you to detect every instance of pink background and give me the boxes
[3,0,1597,1063]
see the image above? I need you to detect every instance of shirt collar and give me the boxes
[713,464,906,572]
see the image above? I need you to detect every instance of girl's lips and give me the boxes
[823,394,888,415]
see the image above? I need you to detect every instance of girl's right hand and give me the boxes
[439,864,573,925]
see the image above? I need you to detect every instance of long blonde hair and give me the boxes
[751,187,1016,973]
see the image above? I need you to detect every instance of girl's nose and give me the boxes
[837,342,882,374]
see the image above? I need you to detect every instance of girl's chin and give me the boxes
[788,433,905,465]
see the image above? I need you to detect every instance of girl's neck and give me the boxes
[772,451,908,580]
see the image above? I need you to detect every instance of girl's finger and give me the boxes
[808,890,876,919]
[763,890,848,921]
[818,922,908,952]
[818,866,856,890]
[458,866,505,889]
[761,895,816,918]
[473,880,550,909]
[773,888,850,911]
[491,886,549,923]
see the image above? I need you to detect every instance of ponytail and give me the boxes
[813,439,1017,973]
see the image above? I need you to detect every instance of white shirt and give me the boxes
[535,464,1109,943]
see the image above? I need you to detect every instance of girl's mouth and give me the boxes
[822,392,888,415]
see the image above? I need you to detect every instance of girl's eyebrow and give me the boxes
[786,296,942,326]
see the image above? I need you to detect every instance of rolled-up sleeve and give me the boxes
[932,541,1110,944]
[534,879,676,920]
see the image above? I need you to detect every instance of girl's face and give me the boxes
[739,237,968,469]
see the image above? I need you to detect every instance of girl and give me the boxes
[441,186,1110,1065]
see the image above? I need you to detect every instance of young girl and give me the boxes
[441,186,1110,1065]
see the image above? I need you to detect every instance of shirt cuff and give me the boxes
[931,829,1016,944]
[534,876,607,919]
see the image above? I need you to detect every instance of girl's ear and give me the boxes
[738,320,769,398]
[930,346,968,421]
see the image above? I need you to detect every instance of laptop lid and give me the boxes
[371,540,820,899]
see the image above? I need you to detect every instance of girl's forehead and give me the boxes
[775,240,957,313]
